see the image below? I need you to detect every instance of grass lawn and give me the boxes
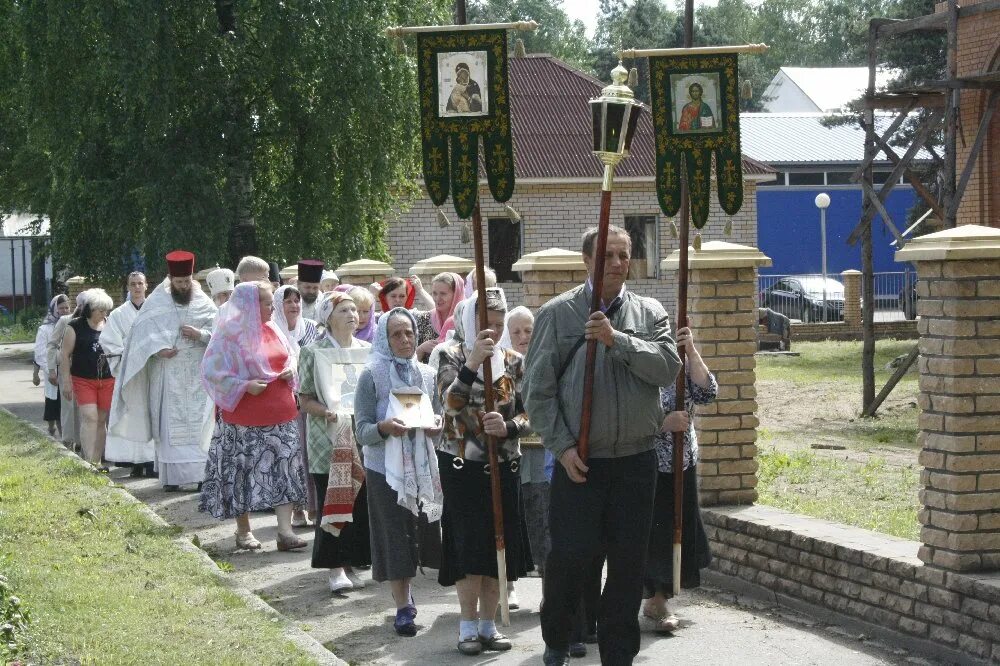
[756,338,919,385]
[754,339,922,542]
[0,412,318,665]
[757,441,922,542]
[0,323,35,345]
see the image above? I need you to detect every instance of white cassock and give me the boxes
[101,300,155,464]
[109,280,217,486]
[301,298,319,322]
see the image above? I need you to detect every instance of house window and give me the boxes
[826,171,855,185]
[488,217,521,283]
[623,215,658,279]
[787,172,825,185]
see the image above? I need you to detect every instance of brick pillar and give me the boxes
[662,241,772,506]
[511,248,588,309]
[333,258,394,311]
[66,276,125,309]
[842,269,861,329]
[896,225,1000,572]
[408,254,474,286]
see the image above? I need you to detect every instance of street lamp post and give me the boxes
[815,192,831,322]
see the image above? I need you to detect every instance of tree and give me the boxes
[0,0,450,281]
[468,0,592,71]
[593,0,682,102]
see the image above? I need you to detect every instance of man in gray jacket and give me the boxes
[524,225,680,666]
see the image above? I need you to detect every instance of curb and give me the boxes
[2,406,346,666]
[703,569,984,666]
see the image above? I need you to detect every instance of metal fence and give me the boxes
[758,271,916,323]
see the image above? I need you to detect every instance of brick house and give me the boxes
[945,0,1000,226]
[385,53,773,315]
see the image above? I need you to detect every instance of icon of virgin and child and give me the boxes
[445,62,483,114]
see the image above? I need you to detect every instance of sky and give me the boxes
[562,0,720,38]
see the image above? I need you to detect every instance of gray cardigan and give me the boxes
[354,363,441,475]
[523,284,680,461]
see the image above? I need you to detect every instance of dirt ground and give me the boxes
[756,376,920,469]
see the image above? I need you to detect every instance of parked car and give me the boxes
[760,276,845,323]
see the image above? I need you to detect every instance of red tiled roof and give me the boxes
[506,54,773,179]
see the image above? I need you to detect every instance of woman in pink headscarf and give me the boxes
[199,281,308,552]
[413,272,465,362]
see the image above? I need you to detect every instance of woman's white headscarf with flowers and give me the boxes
[368,308,443,521]
[271,285,306,355]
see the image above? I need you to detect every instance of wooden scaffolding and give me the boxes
[853,0,1000,416]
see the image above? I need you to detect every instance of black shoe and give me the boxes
[479,632,512,651]
[129,465,144,478]
[393,605,417,637]
[542,646,570,666]
[162,484,179,492]
[569,642,587,657]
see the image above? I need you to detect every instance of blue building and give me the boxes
[740,112,934,276]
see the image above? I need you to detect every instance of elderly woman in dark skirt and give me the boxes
[642,325,717,633]
[436,288,532,656]
[354,308,444,637]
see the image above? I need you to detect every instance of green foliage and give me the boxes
[0,569,31,662]
[0,412,317,664]
[469,0,593,71]
[758,448,921,540]
[0,0,450,281]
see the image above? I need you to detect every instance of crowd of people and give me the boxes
[31,225,718,666]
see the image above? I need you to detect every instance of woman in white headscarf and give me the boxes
[34,294,71,436]
[297,292,372,593]
[496,306,543,610]
[434,288,532,656]
[272,284,320,527]
[354,307,443,637]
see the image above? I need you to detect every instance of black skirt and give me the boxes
[437,450,532,587]
[643,465,712,597]
[43,394,61,422]
[311,474,372,569]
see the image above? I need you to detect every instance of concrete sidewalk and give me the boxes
[0,351,933,665]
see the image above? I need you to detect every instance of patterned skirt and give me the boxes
[199,418,307,520]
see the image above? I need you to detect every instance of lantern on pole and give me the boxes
[577,62,644,463]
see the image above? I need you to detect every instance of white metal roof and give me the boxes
[1,213,49,237]
[740,112,935,166]
[763,66,900,113]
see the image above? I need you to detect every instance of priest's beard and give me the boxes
[302,291,318,305]
[170,285,193,305]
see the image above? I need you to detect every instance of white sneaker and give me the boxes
[328,569,353,593]
[345,570,367,588]
[507,582,520,610]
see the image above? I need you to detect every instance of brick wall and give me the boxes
[705,504,1000,663]
[790,320,919,341]
[386,179,759,318]
[953,1,1000,226]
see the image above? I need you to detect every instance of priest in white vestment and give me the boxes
[102,271,156,473]
[297,259,324,321]
[109,251,217,490]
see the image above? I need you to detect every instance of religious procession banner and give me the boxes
[648,53,743,228]
[417,29,515,219]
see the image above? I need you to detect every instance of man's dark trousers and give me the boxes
[542,449,658,665]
